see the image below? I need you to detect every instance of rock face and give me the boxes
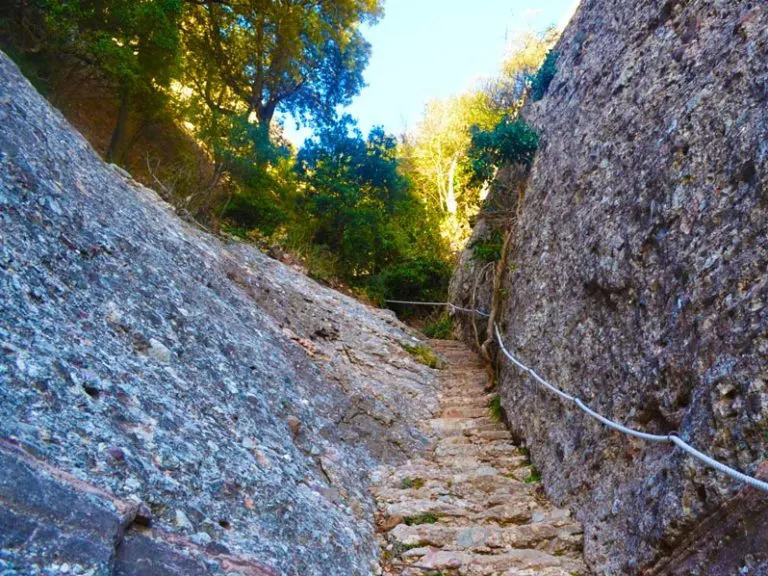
[451,1,768,574]
[0,52,442,575]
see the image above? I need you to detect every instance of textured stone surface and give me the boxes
[452,1,768,574]
[374,341,585,576]
[0,51,441,575]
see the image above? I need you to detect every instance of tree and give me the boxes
[296,118,408,277]
[404,93,500,216]
[42,0,183,161]
[181,0,382,130]
[467,117,540,185]
[485,27,560,111]
[401,26,560,250]
[294,117,450,300]
[400,92,501,249]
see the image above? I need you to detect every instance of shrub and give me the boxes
[468,118,539,184]
[423,314,453,339]
[471,229,504,263]
[372,256,453,304]
[524,465,542,484]
[223,189,288,236]
[404,513,439,526]
[529,50,558,101]
[305,245,341,285]
[400,477,425,489]
[489,395,504,422]
[401,342,444,369]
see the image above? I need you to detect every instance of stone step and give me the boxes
[429,417,506,436]
[375,475,537,507]
[390,518,583,555]
[382,490,560,526]
[441,406,491,419]
[434,440,522,459]
[405,548,586,576]
[440,396,494,409]
[472,429,514,442]
[376,340,585,576]
[433,455,530,473]
[434,433,515,448]
[441,377,488,389]
[377,461,517,488]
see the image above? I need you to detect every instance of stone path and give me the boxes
[374,340,587,576]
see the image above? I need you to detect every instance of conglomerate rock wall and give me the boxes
[451,1,768,573]
[0,52,442,575]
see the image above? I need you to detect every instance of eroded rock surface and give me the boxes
[374,341,585,576]
[0,52,441,575]
[451,1,768,574]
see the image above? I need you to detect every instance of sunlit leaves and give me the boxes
[182,0,382,128]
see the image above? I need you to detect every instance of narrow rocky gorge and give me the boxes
[0,46,589,576]
[374,340,585,576]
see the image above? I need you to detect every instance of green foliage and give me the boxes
[471,230,504,263]
[423,314,454,339]
[295,119,450,300]
[297,120,405,277]
[0,0,184,160]
[468,118,540,184]
[404,513,439,526]
[301,245,341,285]
[489,395,504,422]
[223,191,288,237]
[2,0,460,315]
[42,0,182,92]
[524,465,542,484]
[401,343,443,369]
[530,50,559,102]
[372,257,452,305]
[400,477,425,490]
[182,0,382,129]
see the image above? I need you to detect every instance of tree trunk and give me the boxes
[106,92,130,163]
[445,154,459,214]
[256,99,277,127]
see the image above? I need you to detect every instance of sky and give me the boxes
[283,0,580,143]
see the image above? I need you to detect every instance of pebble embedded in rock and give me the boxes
[287,415,301,436]
[174,509,194,531]
[107,446,126,462]
[146,338,171,363]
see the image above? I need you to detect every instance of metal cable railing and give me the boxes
[386,299,768,492]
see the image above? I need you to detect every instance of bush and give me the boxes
[529,50,558,101]
[404,513,439,526]
[423,314,453,339]
[305,245,341,285]
[372,256,452,304]
[524,465,542,484]
[401,342,444,369]
[468,118,539,184]
[223,189,289,236]
[471,230,504,263]
[489,395,503,422]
